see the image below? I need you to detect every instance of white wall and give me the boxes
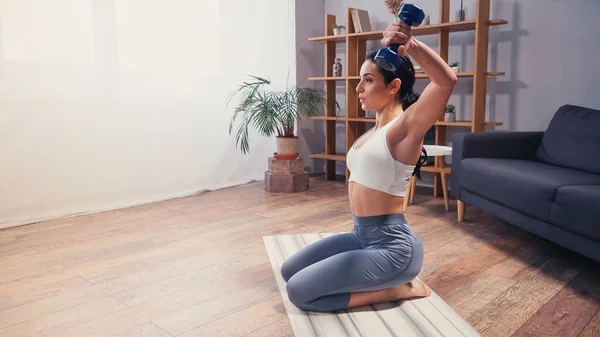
[0,0,296,228]
[310,0,600,181]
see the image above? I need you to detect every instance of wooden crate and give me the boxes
[265,158,309,193]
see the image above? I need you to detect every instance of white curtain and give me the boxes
[0,0,297,228]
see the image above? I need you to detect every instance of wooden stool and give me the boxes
[404,145,452,211]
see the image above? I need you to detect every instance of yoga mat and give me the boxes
[263,233,482,337]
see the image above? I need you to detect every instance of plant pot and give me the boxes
[451,66,459,73]
[273,152,299,160]
[444,112,456,122]
[276,136,298,158]
[333,28,342,35]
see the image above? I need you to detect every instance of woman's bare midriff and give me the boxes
[348,181,405,216]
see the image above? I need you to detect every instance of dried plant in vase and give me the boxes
[385,0,404,20]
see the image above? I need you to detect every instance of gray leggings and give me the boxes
[280,213,424,312]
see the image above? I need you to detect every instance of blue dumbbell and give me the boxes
[374,3,425,72]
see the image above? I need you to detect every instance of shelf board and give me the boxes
[347,117,376,122]
[342,118,502,127]
[308,34,346,43]
[308,117,377,122]
[309,153,346,161]
[435,120,473,127]
[309,116,373,122]
[435,120,503,127]
[420,165,452,174]
[308,76,347,81]
[351,19,508,40]
[310,116,346,121]
[309,19,508,43]
[416,71,505,79]
[341,73,505,81]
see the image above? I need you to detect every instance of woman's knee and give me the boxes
[285,275,314,310]
[280,258,298,283]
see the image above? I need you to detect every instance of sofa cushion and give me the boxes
[551,186,600,242]
[460,158,600,222]
[536,104,600,174]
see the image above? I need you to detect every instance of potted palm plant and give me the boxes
[228,75,339,159]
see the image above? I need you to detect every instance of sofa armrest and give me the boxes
[452,131,544,161]
[450,131,544,199]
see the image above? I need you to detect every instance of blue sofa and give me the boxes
[451,104,600,263]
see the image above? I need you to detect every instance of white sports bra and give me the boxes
[347,115,415,197]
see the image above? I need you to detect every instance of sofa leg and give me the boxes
[457,200,466,221]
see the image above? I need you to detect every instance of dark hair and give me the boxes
[366,50,427,180]
[366,51,420,110]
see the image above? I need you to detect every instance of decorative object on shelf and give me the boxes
[445,104,456,122]
[456,0,465,21]
[331,24,345,35]
[333,58,343,77]
[350,9,372,33]
[449,61,460,72]
[423,15,430,25]
[228,75,339,158]
[384,0,404,21]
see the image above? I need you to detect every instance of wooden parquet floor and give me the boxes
[0,176,599,337]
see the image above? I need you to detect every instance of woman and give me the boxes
[280,20,457,312]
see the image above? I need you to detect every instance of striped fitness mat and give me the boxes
[263,233,482,337]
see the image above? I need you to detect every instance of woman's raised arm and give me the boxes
[382,21,457,137]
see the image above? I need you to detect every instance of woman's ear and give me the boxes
[388,78,401,95]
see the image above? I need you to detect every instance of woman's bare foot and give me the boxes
[390,278,431,300]
[345,278,431,309]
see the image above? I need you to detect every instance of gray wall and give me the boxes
[299,0,600,184]
[296,0,326,174]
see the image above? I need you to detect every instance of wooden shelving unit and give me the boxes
[309,72,505,81]
[308,19,507,43]
[307,0,507,196]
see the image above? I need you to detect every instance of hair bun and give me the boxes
[403,90,420,109]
